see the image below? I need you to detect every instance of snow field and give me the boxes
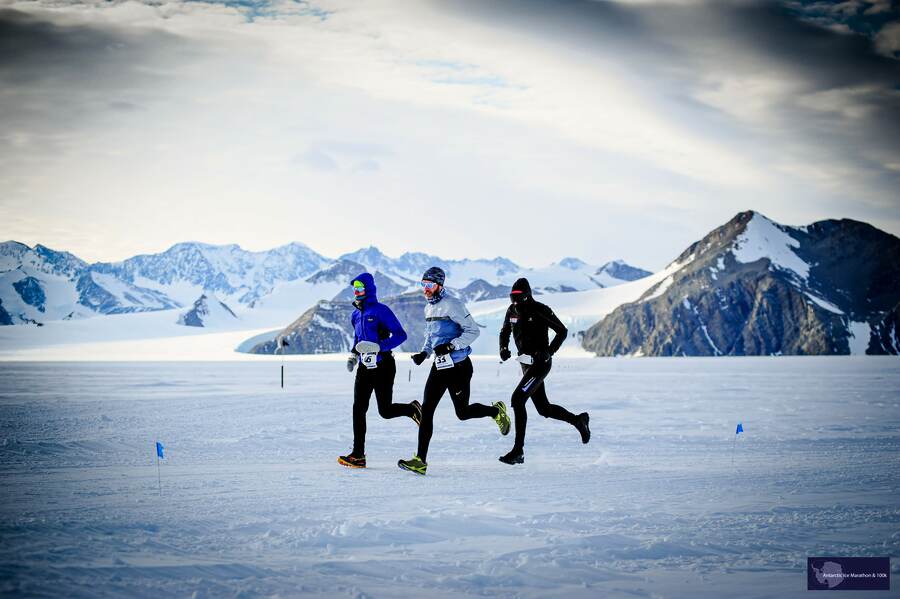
[1,357,898,598]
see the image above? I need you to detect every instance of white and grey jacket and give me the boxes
[421,292,480,364]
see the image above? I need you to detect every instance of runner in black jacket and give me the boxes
[498,277,590,464]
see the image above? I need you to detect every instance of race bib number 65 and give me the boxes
[434,353,454,370]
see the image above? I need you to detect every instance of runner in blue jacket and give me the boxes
[338,272,421,468]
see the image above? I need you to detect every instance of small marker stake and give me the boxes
[277,336,289,389]
[155,441,164,496]
[731,422,743,465]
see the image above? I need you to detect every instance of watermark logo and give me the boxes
[807,557,890,591]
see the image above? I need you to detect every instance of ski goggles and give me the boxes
[352,280,366,296]
[420,280,439,290]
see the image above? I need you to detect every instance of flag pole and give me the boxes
[157,450,162,496]
[732,422,743,466]
[278,337,284,389]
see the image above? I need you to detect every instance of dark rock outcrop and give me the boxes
[13,276,46,313]
[0,298,12,325]
[177,293,238,327]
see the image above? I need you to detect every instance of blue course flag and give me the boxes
[156,441,164,459]
[736,423,744,435]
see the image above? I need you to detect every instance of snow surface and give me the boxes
[89,272,172,312]
[1,357,898,597]
[635,254,696,305]
[0,306,295,361]
[805,292,844,315]
[731,214,810,281]
[847,321,871,356]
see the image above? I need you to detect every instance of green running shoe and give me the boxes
[398,455,427,475]
[493,401,511,436]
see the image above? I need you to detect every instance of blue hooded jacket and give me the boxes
[350,272,407,363]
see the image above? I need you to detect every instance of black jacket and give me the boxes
[499,300,568,357]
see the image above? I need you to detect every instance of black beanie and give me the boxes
[422,266,446,286]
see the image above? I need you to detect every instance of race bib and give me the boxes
[361,352,378,369]
[434,353,454,370]
[516,354,534,365]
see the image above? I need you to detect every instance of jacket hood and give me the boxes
[510,277,532,304]
[352,272,377,302]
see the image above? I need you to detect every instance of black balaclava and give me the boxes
[510,277,533,307]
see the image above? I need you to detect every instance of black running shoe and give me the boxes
[499,449,524,465]
[338,453,366,468]
[576,412,590,444]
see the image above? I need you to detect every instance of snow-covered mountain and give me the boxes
[0,242,180,325]
[520,258,651,293]
[0,241,87,278]
[1,239,649,332]
[9,214,898,358]
[177,292,238,328]
[581,211,900,356]
[334,247,648,293]
[91,241,330,307]
[338,247,521,289]
[595,260,652,285]
[244,257,654,355]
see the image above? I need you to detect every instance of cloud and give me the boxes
[0,0,897,269]
[294,141,390,172]
[442,0,900,200]
[298,148,338,171]
[864,0,893,15]
[875,20,900,56]
[0,6,207,162]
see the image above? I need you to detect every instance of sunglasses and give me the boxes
[420,281,439,290]
[352,281,366,295]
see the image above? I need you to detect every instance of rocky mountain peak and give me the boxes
[583,211,900,357]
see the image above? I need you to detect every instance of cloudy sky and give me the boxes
[1,0,898,270]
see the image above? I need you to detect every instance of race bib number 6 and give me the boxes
[434,353,454,370]
[361,352,378,369]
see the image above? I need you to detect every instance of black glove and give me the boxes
[433,342,454,355]
[346,354,357,372]
[533,350,551,363]
[411,352,427,365]
[499,347,512,362]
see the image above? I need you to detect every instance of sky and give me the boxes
[0,0,898,271]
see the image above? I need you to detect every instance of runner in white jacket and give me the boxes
[398,266,510,475]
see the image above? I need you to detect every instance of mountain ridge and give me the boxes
[581,210,900,356]
[0,239,645,327]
